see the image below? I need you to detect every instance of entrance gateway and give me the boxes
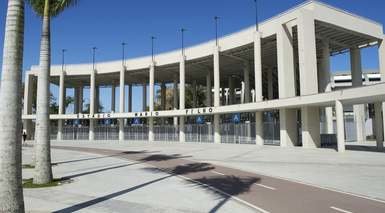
[22,1,385,152]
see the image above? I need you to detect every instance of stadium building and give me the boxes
[23,1,385,152]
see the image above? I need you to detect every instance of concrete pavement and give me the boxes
[51,143,385,213]
[22,146,256,213]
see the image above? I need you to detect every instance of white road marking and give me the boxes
[255,183,276,190]
[211,171,226,176]
[330,206,353,213]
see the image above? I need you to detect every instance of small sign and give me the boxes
[196,116,205,124]
[232,113,241,124]
[132,118,141,125]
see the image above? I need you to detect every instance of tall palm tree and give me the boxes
[27,0,78,184]
[0,0,25,212]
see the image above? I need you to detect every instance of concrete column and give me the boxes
[297,10,320,148]
[173,75,178,126]
[243,62,250,103]
[277,23,297,147]
[57,71,65,140]
[335,100,345,152]
[320,41,333,134]
[351,47,366,143]
[206,73,212,107]
[241,82,245,104]
[374,103,384,150]
[254,31,264,145]
[213,46,221,144]
[142,84,147,111]
[267,67,274,100]
[111,85,115,113]
[179,55,186,142]
[23,74,34,139]
[119,67,125,141]
[149,62,155,142]
[228,76,234,105]
[128,84,132,113]
[89,69,96,141]
[380,37,385,140]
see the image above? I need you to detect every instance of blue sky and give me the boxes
[0,0,384,113]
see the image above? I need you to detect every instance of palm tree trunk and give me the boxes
[0,0,25,212]
[34,0,53,184]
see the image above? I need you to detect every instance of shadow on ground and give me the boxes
[53,150,156,165]
[53,162,215,213]
[187,175,260,212]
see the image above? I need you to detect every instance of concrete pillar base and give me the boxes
[149,117,154,142]
[354,104,366,143]
[301,106,321,148]
[336,100,345,153]
[255,112,263,146]
[214,115,221,144]
[89,120,95,141]
[57,120,63,141]
[119,118,124,141]
[179,117,185,142]
[279,109,298,147]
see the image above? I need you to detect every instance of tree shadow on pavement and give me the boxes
[53,150,150,165]
[139,153,191,162]
[188,175,260,213]
[53,162,215,213]
[62,162,143,179]
[52,174,173,213]
[142,162,215,175]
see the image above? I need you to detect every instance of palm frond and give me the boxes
[26,0,78,17]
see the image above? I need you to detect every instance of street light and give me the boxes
[151,36,156,62]
[92,47,97,71]
[61,49,67,72]
[121,42,126,67]
[181,28,187,55]
[254,0,259,31]
[214,16,220,46]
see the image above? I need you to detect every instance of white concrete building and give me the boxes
[23,1,385,152]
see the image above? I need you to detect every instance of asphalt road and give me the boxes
[53,145,385,213]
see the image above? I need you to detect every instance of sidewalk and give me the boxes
[22,146,256,213]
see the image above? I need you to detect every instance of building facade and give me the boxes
[22,1,385,152]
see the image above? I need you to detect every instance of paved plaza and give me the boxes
[22,145,255,213]
[23,141,385,212]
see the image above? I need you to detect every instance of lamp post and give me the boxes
[151,36,156,62]
[121,42,126,67]
[181,28,187,55]
[254,0,259,31]
[214,16,220,46]
[92,47,97,71]
[61,49,66,72]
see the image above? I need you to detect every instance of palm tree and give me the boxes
[27,0,78,184]
[0,0,25,212]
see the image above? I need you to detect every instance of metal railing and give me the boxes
[154,125,179,142]
[124,125,149,141]
[185,124,214,143]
